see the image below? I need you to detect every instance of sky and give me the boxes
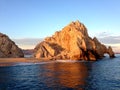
[0,0,120,51]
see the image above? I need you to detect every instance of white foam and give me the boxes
[56,60,85,63]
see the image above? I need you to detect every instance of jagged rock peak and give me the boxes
[65,20,88,36]
[69,20,81,25]
[69,20,85,27]
[0,32,24,58]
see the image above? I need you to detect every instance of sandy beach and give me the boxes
[0,58,51,67]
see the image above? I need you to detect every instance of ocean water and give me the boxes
[0,54,120,90]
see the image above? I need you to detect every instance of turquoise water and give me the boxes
[0,54,120,90]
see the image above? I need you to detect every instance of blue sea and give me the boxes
[0,54,120,90]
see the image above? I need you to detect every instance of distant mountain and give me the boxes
[22,49,34,55]
[22,49,34,58]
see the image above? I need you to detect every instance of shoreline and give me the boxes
[0,58,52,67]
[0,54,120,67]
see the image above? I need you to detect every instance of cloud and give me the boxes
[98,36,120,44]
[12,38,43,49]
[97,35,120,52]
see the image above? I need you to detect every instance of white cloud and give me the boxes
[98,36,120,44]
[97,35,120,53]
[12,38,43,49]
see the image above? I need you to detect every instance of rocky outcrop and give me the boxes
[0,33,24,58]
[107,46,115,58]
[34,20,115,60]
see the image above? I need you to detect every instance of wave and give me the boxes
[56,60,86,63]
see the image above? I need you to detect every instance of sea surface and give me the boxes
[0,54,120,90]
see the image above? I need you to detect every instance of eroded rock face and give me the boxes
[107,46,115,58]
[0,33,24,58]
[34,21,115,60]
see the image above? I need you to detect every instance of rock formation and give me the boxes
[34,20,115,60]
[0,33,24,58]
[107,46,115,58]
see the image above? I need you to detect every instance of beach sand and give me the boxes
[0,58,51,67]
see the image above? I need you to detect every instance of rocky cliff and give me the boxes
[34,21,115,60]
[0,33,24,58]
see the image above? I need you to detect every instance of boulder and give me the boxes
[34,20,115,60]
[0,33,24,58]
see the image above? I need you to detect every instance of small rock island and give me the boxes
[34,21,115,60]
[0,33,24,58]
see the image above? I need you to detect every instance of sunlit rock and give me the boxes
[34,21,115,60]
